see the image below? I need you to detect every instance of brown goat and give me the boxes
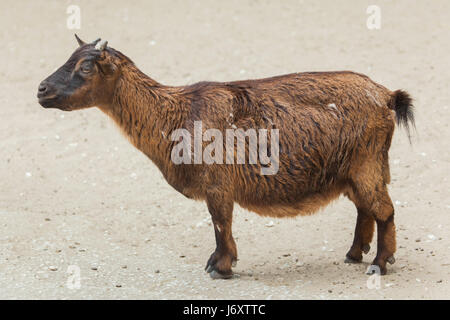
[37,35,414,278]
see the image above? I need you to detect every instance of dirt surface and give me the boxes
[0,0,449,299]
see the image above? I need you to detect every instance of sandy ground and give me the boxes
[0,0,449,299]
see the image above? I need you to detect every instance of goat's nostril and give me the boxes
[38,84,47,93]
[37,82,51,99]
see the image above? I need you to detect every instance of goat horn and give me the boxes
[74,34,86,46]
[92,38,101,45]
[95,39,108,51]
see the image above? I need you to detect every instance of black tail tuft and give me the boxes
[391,90,415,142]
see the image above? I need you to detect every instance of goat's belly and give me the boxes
[238,184,346,218]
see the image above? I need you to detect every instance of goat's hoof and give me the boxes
[209,270,233,280]
[344,257,361,264]
[205,250,236,279]
[205,258,233,279]
[232,259,238,267]
[362,244,370,254]
[344,251,362,264]
[387,256,396,265]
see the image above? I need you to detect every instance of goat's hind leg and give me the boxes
[345,207,374,263]
[204,189,237,279]
[371,209,396,275]
[349,163,396,275]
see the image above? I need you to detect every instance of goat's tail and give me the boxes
[389,90,415,141]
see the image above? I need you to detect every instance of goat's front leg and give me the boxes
[205,190,237,279]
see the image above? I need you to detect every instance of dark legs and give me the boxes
[345,208,375,263]
[371,214,396,274]
[347,160,396,275]
[204,190,237,279]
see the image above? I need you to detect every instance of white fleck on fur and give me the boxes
[365,89,382,106]
[328,103,338,111]
[216,224,221,233]
[327,103,339,118]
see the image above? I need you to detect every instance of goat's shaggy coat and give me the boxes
[38,36,414,278]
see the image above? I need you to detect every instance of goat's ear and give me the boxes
[74,34,86,47]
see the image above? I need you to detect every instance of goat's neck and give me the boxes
[103,66,187,171]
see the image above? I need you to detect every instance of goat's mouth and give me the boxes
[38,96,72,111]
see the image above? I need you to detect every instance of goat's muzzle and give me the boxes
[37,81,61,109]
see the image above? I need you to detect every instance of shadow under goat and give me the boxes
[37,35,415,278]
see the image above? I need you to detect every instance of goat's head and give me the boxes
[37,35,124,111]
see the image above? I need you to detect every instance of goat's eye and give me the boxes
[80,62,93,74]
